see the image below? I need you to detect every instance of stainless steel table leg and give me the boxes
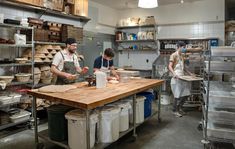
[133,94,137,137]
[158,86,161,122]
[33,96,38,145]
[86,110,90,149]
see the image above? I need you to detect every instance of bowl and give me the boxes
[15,73,31,82]
[0,76,14,85]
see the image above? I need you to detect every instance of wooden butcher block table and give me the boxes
[28,78,163,149]
[29,79,163,110]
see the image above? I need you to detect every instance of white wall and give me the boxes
[118,0,225,24]
[84,1,118,34]
[118,51,158,70]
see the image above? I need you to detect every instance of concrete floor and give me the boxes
[0,105,231,149]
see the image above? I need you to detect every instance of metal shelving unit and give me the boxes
[0,23,34,130]
[202,46,235,148]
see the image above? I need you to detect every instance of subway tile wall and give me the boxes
[118,51,158,70]
[118,22,225,70]
[157,22,225,45]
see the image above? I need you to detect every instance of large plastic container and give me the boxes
[112,101,131,132]
[125,96,146,124]
[65,109,98,149]
[47,104,73,141]
[99,106,120,143]
[137,92,154,118]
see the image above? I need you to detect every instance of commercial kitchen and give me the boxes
[0,0,234,149]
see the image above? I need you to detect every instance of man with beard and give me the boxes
[51,38,88,84]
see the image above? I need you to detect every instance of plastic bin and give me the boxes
[65,109,98,149]
[47,104,73,141]
[137,92,154,118]
[9,109,31,123]
[99,106,120,143]
[112,101,131,132]
[125,96,146,124]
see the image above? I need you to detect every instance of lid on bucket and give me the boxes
[47,104,73,113]
[116,101,132,109]
[101,106,120,114]
[65,109,98,121]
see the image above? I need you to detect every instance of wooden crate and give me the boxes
[34,29,49,42]
[43,0,63,11]
[14,0,43,7]
[65,0,75,4]
[72,0,88,17]
[61,25,83,42]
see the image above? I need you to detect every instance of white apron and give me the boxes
[170,51,191,98]
[100,56,110,76]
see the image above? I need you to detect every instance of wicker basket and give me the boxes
[15,73,31,82]
[0,76,14,85]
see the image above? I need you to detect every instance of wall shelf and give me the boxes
[116,24,156,29]
[116,39,156,43]
[0,0,90,22]
[0,63,32,67]
[0,23,33,29]
[0,44,32,48]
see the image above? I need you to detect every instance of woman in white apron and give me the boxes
[169,41,193,117]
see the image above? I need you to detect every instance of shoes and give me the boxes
[173,112,182,117]
[179,109,187,115]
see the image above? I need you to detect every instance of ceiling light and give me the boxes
[181,0,184,3]
[138,0,158,8]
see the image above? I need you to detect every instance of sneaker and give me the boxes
[179,109,187,115]
[173,112,182,117]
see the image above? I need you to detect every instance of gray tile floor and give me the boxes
[0,105,222,149]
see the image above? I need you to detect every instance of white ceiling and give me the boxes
[90,0,204,10]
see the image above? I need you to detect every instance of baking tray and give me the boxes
[207,122,235,140]
[179,75,203,81]
[203,91,235,107]
[205,61,235,71]
[208,106,235,124]
[211,46,235,57]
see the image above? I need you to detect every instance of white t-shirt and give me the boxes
[52,50,80,71]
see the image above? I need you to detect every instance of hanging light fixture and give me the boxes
[138,0,158,8]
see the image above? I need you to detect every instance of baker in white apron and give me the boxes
[93,48,119,80]
[169,41,192,117]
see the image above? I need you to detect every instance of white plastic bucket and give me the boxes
[65,109,98,149]
[99,106,120,143]
[160,94,172,105]
[124,96,146,124]
[112,101,131,132]
[95,71,107,88]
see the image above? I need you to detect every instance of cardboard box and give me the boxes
[72,0,88,17]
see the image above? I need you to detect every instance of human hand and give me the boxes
[174,74,179,79]
[65,73,77,80]
[82,67,89,74]
[115,75,120,81]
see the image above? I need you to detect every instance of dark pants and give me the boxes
[173,96,188,112]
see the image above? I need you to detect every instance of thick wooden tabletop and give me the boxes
[28,79,163,110]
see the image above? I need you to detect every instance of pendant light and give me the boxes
[138,0,158,8]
